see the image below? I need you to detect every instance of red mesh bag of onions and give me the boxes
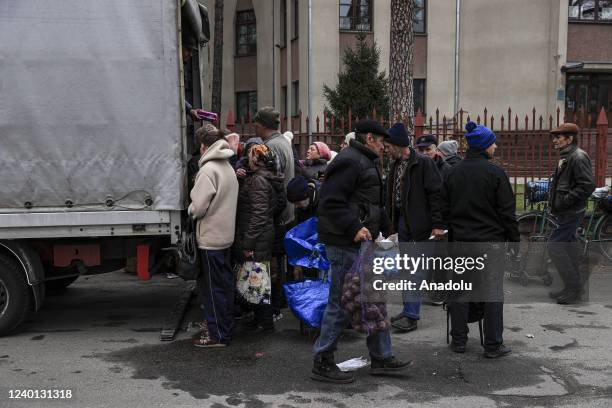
[341,241,390,335]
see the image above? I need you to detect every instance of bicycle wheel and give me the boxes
[595,214,612,262]
[517,211,558,241]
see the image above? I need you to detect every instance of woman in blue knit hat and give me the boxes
[441,121,519,359]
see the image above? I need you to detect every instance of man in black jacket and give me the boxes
[442,121,519,358]
[312,120,411,384]
[385,123,446,333]
[548,123,596,304]
[416,134,451,175]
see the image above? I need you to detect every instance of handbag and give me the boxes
[176,218,200,281]
[236,261,272,305]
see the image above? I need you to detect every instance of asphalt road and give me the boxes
[0,267,611,408]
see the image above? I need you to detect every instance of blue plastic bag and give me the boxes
[284,217,330,271]
[283,278,329,328]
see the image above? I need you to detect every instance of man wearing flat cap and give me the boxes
[548,123,595,305]
[384,123,446,333]
[416,134,451,175]
[312,119,411,383]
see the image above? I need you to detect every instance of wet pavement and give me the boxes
[0,269,611,407]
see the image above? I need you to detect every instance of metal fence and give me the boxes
[222,107,610,211]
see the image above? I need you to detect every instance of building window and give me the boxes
[293,0,299,39]
[292,81,299,116]
[569,0,612,22]
[280,0,287,47]
[414,79,425,115]
[339,0,372,31]
[281,86,288,117]
[236,10,257,56]
[566,74,612,114]
[236,91,258,121]
[414,0,426,33]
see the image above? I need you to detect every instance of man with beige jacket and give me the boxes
[188,127,239,348]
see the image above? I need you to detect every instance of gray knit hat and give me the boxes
[437,140,459,158]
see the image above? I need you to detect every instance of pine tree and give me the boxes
[323,33,389,124]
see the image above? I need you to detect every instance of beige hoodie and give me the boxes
[188,139,239,250]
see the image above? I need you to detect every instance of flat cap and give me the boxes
[253,106,280,129]
[551,123,580,136]
[416,134,438,147]
[355,119,390,138]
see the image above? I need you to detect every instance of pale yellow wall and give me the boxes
[426,0,455,119]
[458,0,564,121]
[373,0,390,78]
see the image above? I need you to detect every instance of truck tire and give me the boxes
[0,254,32,336]
[45,276,79,292]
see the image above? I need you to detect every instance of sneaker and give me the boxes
[450,342,466,353]
[484,345,511,359]
[391,316,418,332]
[192,335,227,348]
[273,312,284,322]
[311,355,355,384]
[370,357,413,376]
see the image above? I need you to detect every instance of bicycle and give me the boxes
[510,183,612,286]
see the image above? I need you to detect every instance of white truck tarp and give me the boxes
[0,0,184,212]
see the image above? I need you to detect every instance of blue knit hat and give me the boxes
[464,121,496,150]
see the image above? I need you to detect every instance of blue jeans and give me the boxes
[398,216,429,320]
[313,245,393,361]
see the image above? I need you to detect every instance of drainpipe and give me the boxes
[272,0,276,107]
[453,0,461,117]
[308,0,313,144]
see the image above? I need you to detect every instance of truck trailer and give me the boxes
[0,0,209,335]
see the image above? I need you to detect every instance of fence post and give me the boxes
[225,110,235,133]
[415,109,425,138]
[596,107,609,187]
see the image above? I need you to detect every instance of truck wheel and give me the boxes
[0,254,32,336]
[45,276,79,292]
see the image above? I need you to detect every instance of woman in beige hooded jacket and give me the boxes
[189,128,239,348]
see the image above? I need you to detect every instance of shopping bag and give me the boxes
[236,261,272,305]
[341,241,389,335]
[283,277,329,328]
[177,218,200,281]
[284,217,330,271]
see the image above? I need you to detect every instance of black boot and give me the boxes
[370,356,413,376]
[548,288,569,300]
[557,289,583,305]
[311,354,354,384]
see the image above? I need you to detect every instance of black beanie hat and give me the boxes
[286,176,309,203]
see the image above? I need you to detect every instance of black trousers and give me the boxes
[449,302,504,352]
[548,211,585,291]
[197,248,234,344]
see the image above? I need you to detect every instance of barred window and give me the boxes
[569,0,612,22]
[236,10,257,56]
[339,0,372,32]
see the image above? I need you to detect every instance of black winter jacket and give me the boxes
[435,156,451,176]
[295,181,320,223]
[386,149,445,241]
[318,139,391,247]
[301,159,328,181]
[441,149,519,242]
[549,144,596,215]
[444,154,462,168]
[233,168,286,262]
